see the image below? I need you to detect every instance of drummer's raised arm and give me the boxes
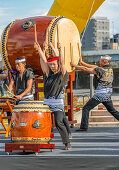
[48,42,59,56]
[34,42,49,76]
[57,42,66,77]
[9,79,14,92]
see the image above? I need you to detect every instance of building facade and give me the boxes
[81,17,110,51]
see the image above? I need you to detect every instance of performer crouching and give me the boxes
[9,57,34,104]
[34,41,72,150]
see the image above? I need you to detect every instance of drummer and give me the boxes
[9,56,34,104]
[34,41,72,150]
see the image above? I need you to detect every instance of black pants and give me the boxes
[63,114,71,134]
[53,111,70,144]
[80,97,119,129]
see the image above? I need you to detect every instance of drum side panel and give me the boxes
[6,16,54,75]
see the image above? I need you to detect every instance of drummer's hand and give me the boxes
[2,65,7,71]
[80,61,84,66]
[57,42,61,51]
[48,42,53,47]
[43,41,47,51]
[16,95,22,100]
[70,62,75,67]
[34,42,41,51]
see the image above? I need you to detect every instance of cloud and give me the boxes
[28,9,48,17]
[93,0,119,35]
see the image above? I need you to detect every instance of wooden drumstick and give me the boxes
[34,24,38,43]
[70,43,74,70]
[57,24,59,43]
[48,28,50,43]
[70,43,72,63]
[77,42,82,64]
[64,46,65,64]
[5,84,17,98]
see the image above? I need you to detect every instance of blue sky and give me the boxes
[0,0,119,37]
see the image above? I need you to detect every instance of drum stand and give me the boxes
[5,133,55,155]
[0,101,13,137]
[65,70,77,127]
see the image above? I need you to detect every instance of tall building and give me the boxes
[110,34,119,49]
[81,17,110,51]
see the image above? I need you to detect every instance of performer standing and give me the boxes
[9,57,34,104]
[71,55,119,131]
[34,41,72,150]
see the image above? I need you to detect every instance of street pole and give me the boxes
[90,74,94,98]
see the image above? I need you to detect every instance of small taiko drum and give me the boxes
[0,97,16,105]
[1,16,81,75]
[11,101,51,143]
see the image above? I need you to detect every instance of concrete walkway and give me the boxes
[0,127,119,156]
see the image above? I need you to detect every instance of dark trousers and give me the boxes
[80,97,119,129]
[53,111,70,144]
[63,114,71,134]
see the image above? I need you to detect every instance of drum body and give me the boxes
[11,101,51,143]
[1,16,81,75]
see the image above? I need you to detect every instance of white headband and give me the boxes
[15,58,26,63]
[101,56,112,60]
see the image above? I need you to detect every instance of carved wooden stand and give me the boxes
[5,143,55,155]
[0,101,13,137]
[5,133,55,155]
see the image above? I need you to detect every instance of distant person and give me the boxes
[0,66,8,96]
[71,55,119,131]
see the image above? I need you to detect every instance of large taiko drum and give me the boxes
[11,101,51,143]
[1,16,81,75]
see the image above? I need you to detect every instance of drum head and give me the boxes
[46,17,81,72]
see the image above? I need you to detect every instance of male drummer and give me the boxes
[9,56,35,104]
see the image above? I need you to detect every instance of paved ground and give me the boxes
[0,127,119,157]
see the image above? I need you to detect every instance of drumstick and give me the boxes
[48,28,50,43]
[70,43,72,63]
[77,42,82,64]
[57,24,59,43]
[5,84,17,98]
[70,43,73,70]
[34,24,38,43]
[64,46,65,64]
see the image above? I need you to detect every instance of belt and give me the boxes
[44,98,64,106]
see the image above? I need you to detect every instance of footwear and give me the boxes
[64,143,72,150]
[75,128,88,132]
[69,133,72,139]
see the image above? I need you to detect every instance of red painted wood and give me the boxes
[50,133,54,138]
[7,16,54,75]
[5,143,55,153]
